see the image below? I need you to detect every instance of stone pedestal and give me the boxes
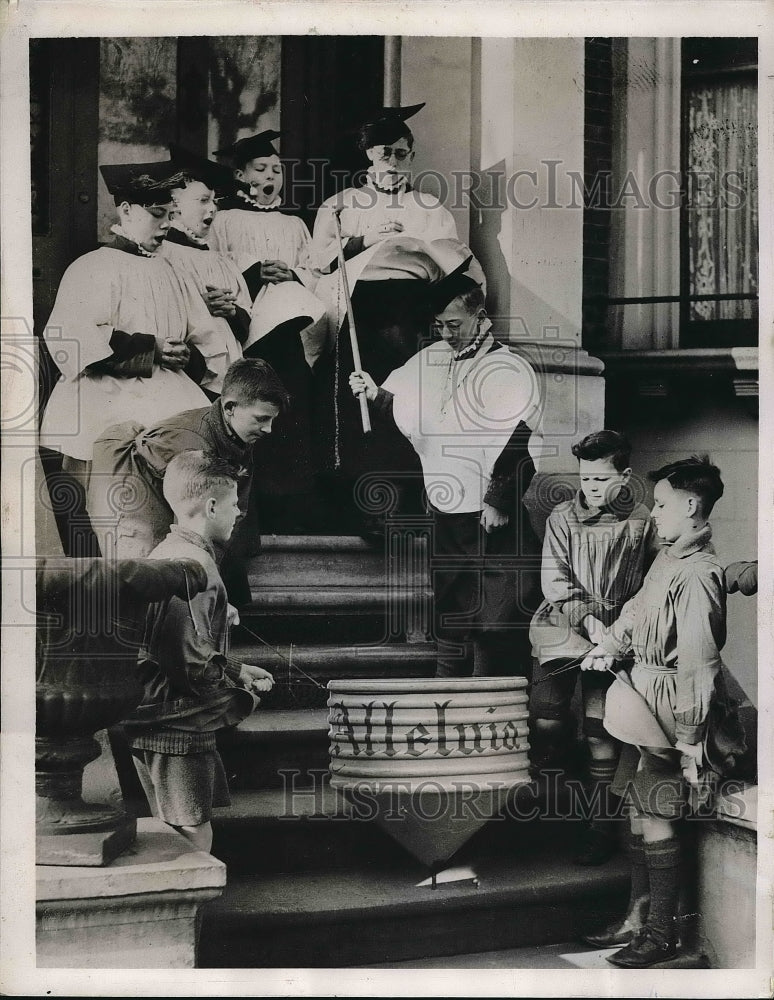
[696,784,758,969]
[36,818,226,968]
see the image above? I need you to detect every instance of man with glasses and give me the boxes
[311,105,460,533]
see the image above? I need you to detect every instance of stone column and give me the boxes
[472,37,605,520]
[401,35,473,244]
[400,36,605,520]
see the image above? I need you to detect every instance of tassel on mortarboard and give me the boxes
[99,161,179,206]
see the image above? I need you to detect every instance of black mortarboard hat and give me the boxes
[363,103,425,127]
[213,130,283,167]
[167,143,235,193]
[428,255,482,314]
[357,104,425,149]
[99,161,179,206]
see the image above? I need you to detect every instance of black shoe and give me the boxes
[574,826,617,866]
[579,920,642,948]
[606,928,678,968]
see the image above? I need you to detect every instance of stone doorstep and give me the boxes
[224,644,437,684]
[201,837,630,927]
[214,778,585,826]
[361,941,710,969]
[36,818,226,902]
[227,706,331,740]
[259,535,389,553]
[242,586,434,609]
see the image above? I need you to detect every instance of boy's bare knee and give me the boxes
[640,815,674,843]
[587,734,618,760]
[533,717,565,738]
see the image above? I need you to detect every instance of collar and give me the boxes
[574,487,636,523]
[206,400,250,461]
[166,224,210,250]
[664,523,713,559]
[109,225,158,258]
[452,317,493,361]
[365,170,410,195]
[235,188,282,211]
[168,524,217,561]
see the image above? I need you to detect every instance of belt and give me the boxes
[633,662,675,674]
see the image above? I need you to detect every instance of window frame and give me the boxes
[679,37,758,349]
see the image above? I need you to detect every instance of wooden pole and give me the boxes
[332,208,371,434]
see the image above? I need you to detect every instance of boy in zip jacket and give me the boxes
[528,430,660,865]
[123,450,274,852]
[580,456,745,967]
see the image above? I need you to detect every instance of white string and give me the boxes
[237,622,326,690]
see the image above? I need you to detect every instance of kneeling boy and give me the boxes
[123,450,274,852]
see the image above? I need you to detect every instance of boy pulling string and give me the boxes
[580,456,746,967]
[122,450,274,853]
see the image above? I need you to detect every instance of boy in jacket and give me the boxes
[580,456,745,967]
[123,450,274,851]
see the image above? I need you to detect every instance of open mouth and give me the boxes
[262,184,275,196]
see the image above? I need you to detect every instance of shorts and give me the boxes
[611,744,686,820]
[131,748,231,827]
[529,657,615,735]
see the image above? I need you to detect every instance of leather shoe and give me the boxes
[606,928,678,968]
[574,826,617,866]
[579,920,642,948]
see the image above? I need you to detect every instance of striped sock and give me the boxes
[626,832,650,916]
[644,837,681,945]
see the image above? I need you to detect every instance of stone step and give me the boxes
[226,641,438,709]
[218,708,331,789]
[240,534,431,644]
[211,774,596,875]
[199,822,630,967]
[250,534,429,587]
[227,640,437,685]
[237,589,432,645]
[212,784,410,874]
[362,941,710,969]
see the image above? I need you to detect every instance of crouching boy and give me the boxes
[579,456,746,967]
[528,430,659,865]
[122,450,274,852]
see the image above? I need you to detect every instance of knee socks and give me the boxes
[644,837,681,944]
[625,831,650,920]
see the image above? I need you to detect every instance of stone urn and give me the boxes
[328,677,530,869]
[36,557,207,866]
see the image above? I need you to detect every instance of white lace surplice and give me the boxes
[311,185,458,274]
[383,334,540,514]
[160,237,250,391]
[209,208,328,366]
[209,209,314,278]
[40,247,210,461]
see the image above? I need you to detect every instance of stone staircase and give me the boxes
[197,532,633,968]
